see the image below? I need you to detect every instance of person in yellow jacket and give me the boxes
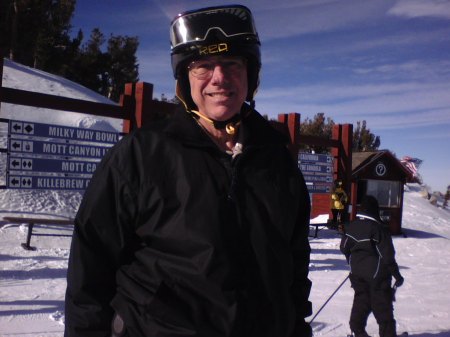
[330,180,348,230]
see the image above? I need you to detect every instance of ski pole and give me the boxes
[309,274,350,324]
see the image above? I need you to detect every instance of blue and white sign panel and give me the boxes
[305,182,333,193]
[299,152,334,194]
[9,120,121,144]
[299,163,333,175]
[299,152,333,165]
[8,156,99,175]
[303,174,333,183]
[8,175,91,190]
[9,139,112,159]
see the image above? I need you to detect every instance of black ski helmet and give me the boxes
[170,4,261,111]
[359,195,382,222]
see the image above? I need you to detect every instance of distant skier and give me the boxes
[340,195,404,337]
[330,180,348,231]
[444,185,450,208]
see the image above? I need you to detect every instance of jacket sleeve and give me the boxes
[64,142,138,337]
[376,227,401,279]
[291,172,313,336]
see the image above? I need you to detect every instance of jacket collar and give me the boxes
[164,103,288,150]
[164,106,213,149]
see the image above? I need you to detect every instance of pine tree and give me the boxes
[1,0,76,72]
[299,113,381,153]
[67,28,109,96]
[353,120,380,152]
[107,35,139,101]
[33,0,76,72]
[300,112,335,153]
[1,1,140,101]
[0,0,14,58]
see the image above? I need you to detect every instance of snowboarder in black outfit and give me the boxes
[340,195,404,337]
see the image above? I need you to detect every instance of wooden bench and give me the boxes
[309,223,329,238]
[310,220,349,239]
[3,216,74,250]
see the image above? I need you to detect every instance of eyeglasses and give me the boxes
[170,5,258,49]
[188,57,247,79]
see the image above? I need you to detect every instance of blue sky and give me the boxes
[72,0,450,193]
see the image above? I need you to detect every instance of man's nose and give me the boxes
[210,64,227,84]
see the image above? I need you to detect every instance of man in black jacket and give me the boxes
[64,4,312,337]
[340,195,404,337]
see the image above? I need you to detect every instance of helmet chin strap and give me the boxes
[190,109,241,135]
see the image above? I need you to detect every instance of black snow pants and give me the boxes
[349,275,397,337]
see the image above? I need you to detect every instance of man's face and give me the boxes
[188,55,248,121]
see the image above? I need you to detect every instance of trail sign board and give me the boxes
[6,119,121,190]
[298,152,334,194]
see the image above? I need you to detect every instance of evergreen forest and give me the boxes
[0,0,139,102]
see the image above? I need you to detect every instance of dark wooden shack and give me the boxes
[350,150,414,235]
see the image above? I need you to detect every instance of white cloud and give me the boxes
[257,80,450,130]
[360,108,450,130]
[388,0,450,19]
[401,128,450,140]
[260,80,448,104]
[254,0,392,40]
[351,60,450,81]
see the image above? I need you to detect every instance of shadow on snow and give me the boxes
[0,299,64,316]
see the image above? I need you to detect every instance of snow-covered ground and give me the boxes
[1,59,450,336]
[309,185,450,336]
[0,185,449,336]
